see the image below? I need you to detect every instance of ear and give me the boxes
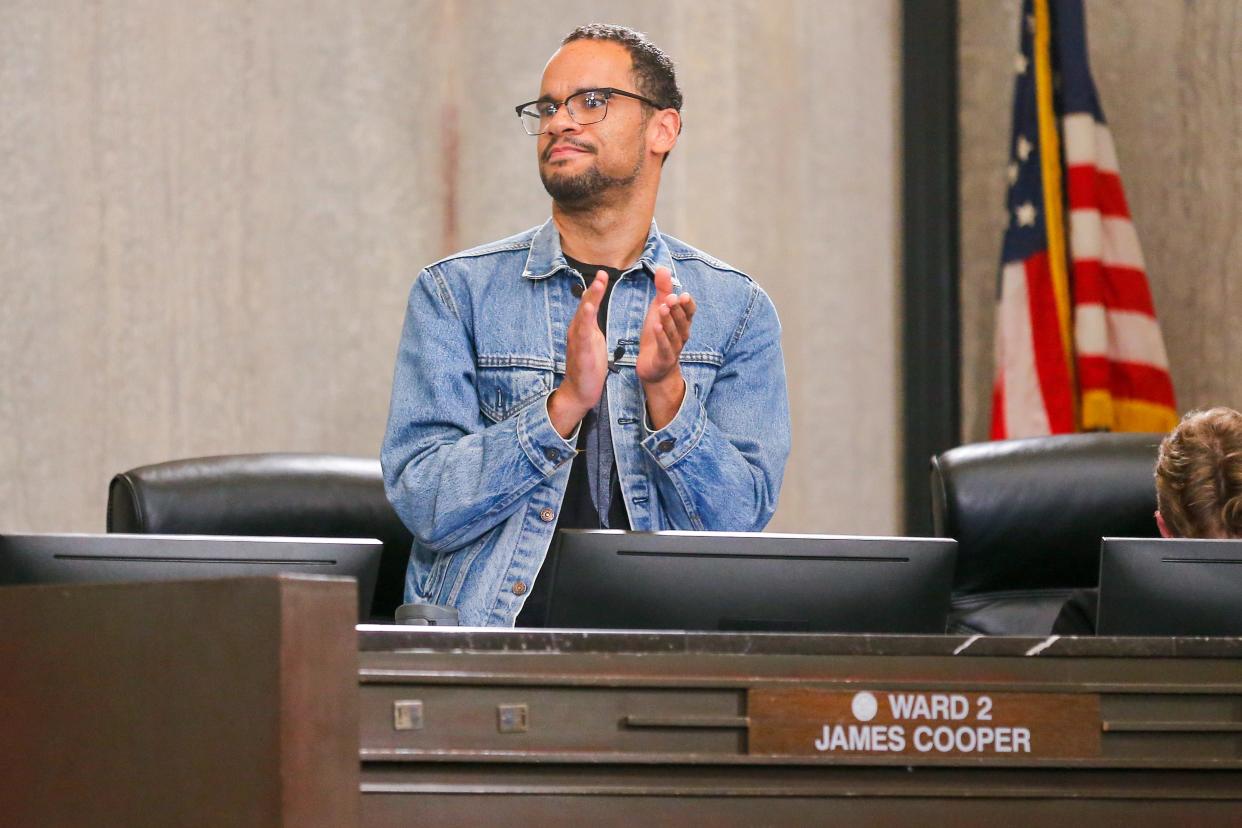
[1155,510,1174,538]
[647,108,681,157]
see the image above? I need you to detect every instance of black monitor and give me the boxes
[1097,537,1242,636]
[539,530,956,633]
[0,533,383,623]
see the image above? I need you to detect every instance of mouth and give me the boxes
[543,141,594,163]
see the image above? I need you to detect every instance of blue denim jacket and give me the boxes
[381,218,791,626]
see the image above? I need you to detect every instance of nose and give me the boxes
[545,103,581,136]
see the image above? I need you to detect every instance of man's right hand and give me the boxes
[547,272,609,438]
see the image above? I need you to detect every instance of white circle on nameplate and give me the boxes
[851,691,878,722]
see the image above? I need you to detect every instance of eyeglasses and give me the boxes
[514,87,665,135]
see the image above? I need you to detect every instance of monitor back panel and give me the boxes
[0,533,382,622]
[1098,537,1242,636]
[543,531,956,634]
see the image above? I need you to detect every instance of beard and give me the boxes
[539,143,643,210]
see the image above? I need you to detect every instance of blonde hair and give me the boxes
[1154,407,1242,539]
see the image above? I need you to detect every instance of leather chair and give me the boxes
[930,433,1162,635]
[107,453,413,623]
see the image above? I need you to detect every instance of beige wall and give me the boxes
[0,1,902,535]
[959,0,1242,443]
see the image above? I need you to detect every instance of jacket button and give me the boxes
[571,283,584,298]
[544,446,560,462]
[539,507,555,522]
[512,581,527,596]
[656,438,676,453]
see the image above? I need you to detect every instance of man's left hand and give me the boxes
[637,266,696,430]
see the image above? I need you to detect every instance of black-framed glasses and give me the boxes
[514,87,665,135]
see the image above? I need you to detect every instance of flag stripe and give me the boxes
[1078,356,1177,408]
[1066,166,1131,218]
[1075,305,1171,368]
[990,374,1007,439]
[999,260,1053,436]
[1068,210,1146,269]
[1061,112,1119,172]
[1072,260,1156,315]
[1025,252,1077,432]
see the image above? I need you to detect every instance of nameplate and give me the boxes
[748,688,1100,760]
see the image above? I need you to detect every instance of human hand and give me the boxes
[547,272,609,437]
[637,266,696,429]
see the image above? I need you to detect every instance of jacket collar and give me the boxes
[522,217,680,288]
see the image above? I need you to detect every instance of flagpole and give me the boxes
[1032,0,1080,430]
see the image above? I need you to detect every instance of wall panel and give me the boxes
[1,1,901,536]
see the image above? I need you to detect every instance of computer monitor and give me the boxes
[539,530,956,633]
[0,533,383,623]
[1097,537,1242,636]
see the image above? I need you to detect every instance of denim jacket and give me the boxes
[381,218,791,626]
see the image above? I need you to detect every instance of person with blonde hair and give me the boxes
[1054,406,1242,634]
[1151,406,1242,540]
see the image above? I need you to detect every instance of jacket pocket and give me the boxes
[477,359,553,423]
[679,349,724,400]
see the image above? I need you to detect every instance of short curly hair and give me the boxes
[1155,407,1242,539]
[561,24,683,113]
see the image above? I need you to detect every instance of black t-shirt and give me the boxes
[515,257,632,626]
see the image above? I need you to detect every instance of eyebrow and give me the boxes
[535,86,602,104]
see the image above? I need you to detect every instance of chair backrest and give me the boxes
[930,433,1162,634]
[108,453,413,623]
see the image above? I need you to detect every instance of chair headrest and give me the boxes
[931,433,1162,592]
[107,453,413,620]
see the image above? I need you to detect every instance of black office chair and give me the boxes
[930,433,1162,635]
[107,453,413,623]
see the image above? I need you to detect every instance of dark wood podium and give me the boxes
[6,577,1242,825]
[357,627,1242,824]
[0,576,360,828]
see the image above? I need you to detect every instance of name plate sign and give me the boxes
[748,688,1100,760]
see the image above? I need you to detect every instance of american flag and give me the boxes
[990,0,1177,438]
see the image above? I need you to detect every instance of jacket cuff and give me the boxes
[641,381,704,468]
[516,393,578,476]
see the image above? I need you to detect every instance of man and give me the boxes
[1053,406,1242,634]
[381,24,791,627]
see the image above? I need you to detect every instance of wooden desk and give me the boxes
[0,576,359,828]
[6,579,1242,825]
[357,628,1242,825]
